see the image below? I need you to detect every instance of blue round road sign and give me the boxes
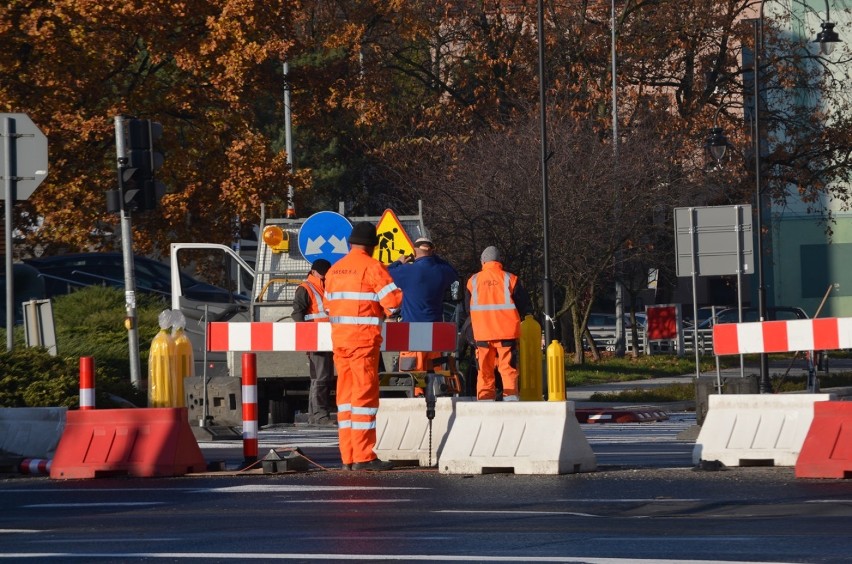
[298,211,353,265]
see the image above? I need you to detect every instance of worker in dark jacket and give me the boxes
[388,235,459,371]
[292,259,335,425]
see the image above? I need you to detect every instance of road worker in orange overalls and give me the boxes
[325,221,403,471]
[465,245,533,401]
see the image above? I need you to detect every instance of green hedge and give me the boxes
[0,286,163,408]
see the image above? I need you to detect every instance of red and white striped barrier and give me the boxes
[241,353,258,463]
[79,357,95,410]
[207,321,457,353]
[713,317,852,356]
[19,458,51,475]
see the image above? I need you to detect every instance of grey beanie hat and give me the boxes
[480,246,500,263]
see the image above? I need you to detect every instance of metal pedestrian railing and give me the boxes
[590,328,716,356]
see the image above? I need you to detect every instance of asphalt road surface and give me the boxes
[2,414,851,563]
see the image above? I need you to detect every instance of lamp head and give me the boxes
[814,21,840,55]
[705,126,729,164]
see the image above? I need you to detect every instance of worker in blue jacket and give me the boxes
[388,235,459,371]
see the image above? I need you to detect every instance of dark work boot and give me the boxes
[351,459,394,471]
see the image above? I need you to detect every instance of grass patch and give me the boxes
[589,384,695,403]
[565,353,726,387]
[774,373,852,393]
[585,370,852,402]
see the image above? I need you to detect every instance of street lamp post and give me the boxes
[536,0,555,363]
[612,0,626,357]
[750,14,770,392]
[708,0,840,393]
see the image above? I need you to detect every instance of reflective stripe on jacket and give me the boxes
[467,261,521,341]
[299,274,328,321]
[325,248,402,346]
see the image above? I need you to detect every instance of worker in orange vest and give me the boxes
[465,246,533,401]
[292,258,335,426]
[325,221,403,471]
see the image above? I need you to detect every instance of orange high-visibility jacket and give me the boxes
[467,261,521,341]
[298,274,328,322]
[325,248,402,346]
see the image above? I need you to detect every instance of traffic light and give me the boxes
[108,118,165,213]
[126,118,165,211]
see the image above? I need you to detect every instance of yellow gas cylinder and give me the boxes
[546,339,566,401]
[172,328,193,406]
[519,314,543,401]
[171,310,194,408]
[148,310,176,407]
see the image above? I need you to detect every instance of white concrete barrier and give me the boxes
[693,393,835,467]
[0,407,67,459]
[438,401,597,475]
[375,397,471,466]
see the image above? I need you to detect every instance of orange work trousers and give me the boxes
[475,339,518,400]
[398,351,443,372]
[333,344,381,465]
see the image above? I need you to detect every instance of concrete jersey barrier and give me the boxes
[0,407,66,459]
[438,401,597,475]
[693,393,835,467]
[375,397,472,466]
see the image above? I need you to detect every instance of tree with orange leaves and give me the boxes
[1,0,850,355]
[0,0,302,259]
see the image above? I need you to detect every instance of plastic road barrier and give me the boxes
[207,321,457,352]
[713,317,852,355]
[49,407,206,479]
[795,401,852,479]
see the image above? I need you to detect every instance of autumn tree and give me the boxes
[1,0,850,339]
[0,0,302,260]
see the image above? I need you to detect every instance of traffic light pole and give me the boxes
[114,116,142,389]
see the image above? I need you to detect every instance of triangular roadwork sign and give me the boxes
[372,209,414,265]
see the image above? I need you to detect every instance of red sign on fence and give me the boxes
[646,305,679,341]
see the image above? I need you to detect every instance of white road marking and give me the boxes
[199,442,337,449]
[0,488,198,494]
[279,499,412,503]
[1,485,428,495]
[201,485,428,493]
[21,502,164,508]
[551,498,701,503]
[436,509,602,517]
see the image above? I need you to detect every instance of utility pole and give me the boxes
[283,62,296,218]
